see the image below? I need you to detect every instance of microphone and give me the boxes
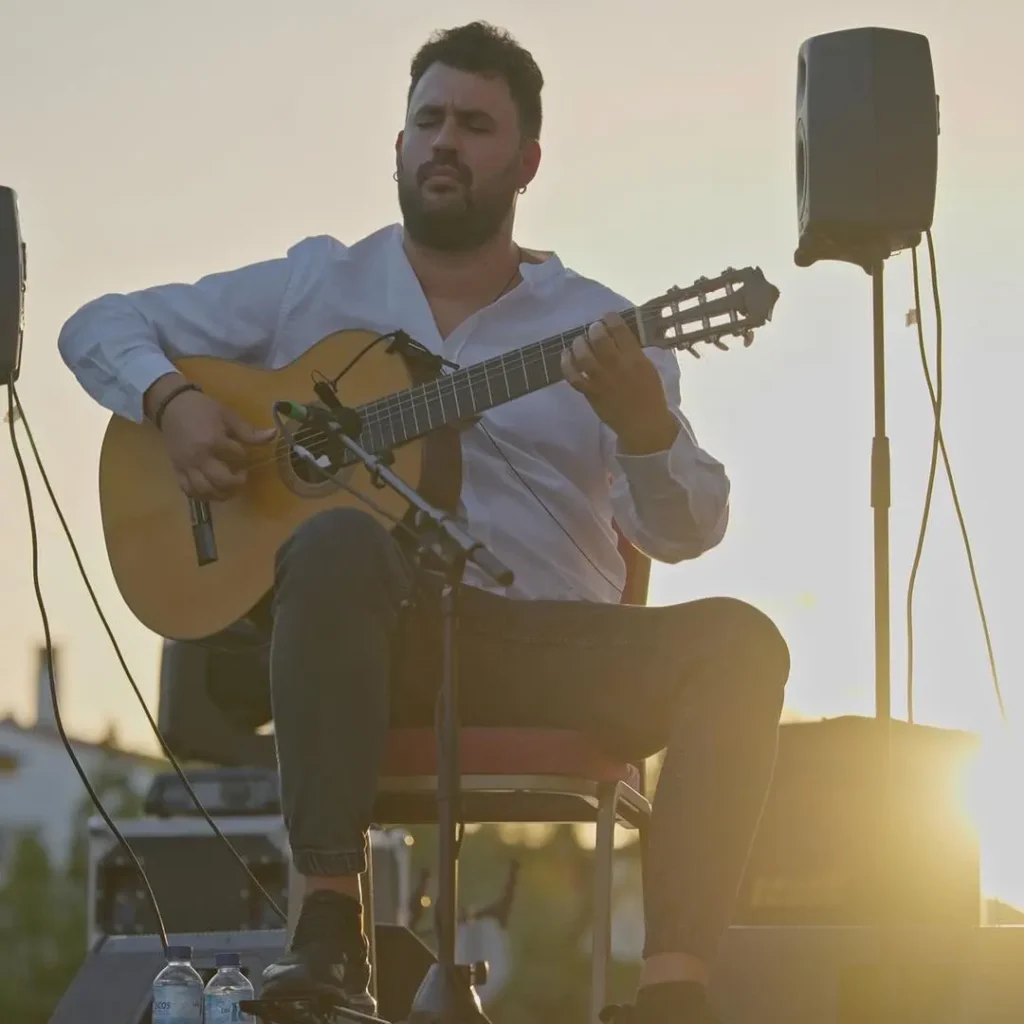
[278,400,362,438]
[188,497,217,566]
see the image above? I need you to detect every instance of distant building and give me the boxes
[0,645,162,878]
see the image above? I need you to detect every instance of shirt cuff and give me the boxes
[613,411,718,493]
[114,350,181,422]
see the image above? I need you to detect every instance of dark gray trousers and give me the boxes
[265,506,788,961]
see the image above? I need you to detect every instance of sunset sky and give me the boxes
[2,0,1022,900]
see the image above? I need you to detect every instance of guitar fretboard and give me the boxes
[353,308,644,453]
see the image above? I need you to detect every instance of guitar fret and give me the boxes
[483,361,494,407]
[427,380,444,428]
[499,356,511,402]
[445,376,461,423]
[545,337,565,380]
[395,396,409,442]
[463,366,475,415]
[466,364,486,415]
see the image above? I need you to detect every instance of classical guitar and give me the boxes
[97,266,779,639]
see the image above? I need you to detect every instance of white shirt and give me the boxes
[58,224,730,602]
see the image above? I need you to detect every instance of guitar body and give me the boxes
[98,329,460,641]
[95,264,780,641]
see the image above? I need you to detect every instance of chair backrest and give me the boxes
[615,528,651,607]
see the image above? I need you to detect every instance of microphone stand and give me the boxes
[324,417,511,1024]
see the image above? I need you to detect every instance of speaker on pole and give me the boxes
[791,27,945,1024]
[0,185,26,386]
[794,27,939,272]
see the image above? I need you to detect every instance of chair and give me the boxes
[368,529,654,1022]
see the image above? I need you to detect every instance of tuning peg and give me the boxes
[712,337,729,351]
[686,346,702,359]
[742,330,755,347]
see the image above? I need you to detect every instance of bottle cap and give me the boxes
[215,952,241,967]
[166,945,192,961]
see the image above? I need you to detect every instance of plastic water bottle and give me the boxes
[204,952,255,1023]
[152,945,203,1024]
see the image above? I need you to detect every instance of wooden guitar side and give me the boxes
[97,329,459,641]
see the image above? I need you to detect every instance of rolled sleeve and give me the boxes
[606,347,730,562]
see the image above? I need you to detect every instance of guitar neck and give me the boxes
[347,262,782,454]
[356,307,644,451]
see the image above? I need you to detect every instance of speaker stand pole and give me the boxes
[870,258,891,724]
[869,257,898,1024]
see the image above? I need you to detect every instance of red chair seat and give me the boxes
[381,727,642,792]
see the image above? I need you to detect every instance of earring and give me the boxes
[517,185,527,195]
[393,171,399,181]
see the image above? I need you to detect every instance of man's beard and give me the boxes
[397,155,519,252]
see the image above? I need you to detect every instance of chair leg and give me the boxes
[590,781,618,1023]
[362,839,378,1004]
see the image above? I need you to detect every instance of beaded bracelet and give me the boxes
[153,382,202,429]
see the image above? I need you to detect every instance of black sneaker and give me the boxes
[261,891,377,1016]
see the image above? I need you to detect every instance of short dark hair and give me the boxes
[408,21,544,140]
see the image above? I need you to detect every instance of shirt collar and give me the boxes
[384,222,566,301]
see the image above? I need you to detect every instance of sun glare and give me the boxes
[962,728,1024,914]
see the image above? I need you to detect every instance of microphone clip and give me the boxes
[311,380,363,439]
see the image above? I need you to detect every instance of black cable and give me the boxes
[905,230,1006,723]
[905,243,942,724]
[324,331,401,387]
[476,421,624,597]
[13,388,288,924]
[6,380,171,953]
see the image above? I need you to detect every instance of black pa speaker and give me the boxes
[794,27,940,271]
[0,185,26,385]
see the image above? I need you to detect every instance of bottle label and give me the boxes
[205,993,252,1022]
[152,987,202,1024]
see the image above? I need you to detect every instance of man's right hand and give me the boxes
[145,375,276,501]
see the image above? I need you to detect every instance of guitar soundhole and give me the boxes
[288,444,324,484]
[277,426,353,497]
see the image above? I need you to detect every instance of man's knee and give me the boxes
[275,506,403,595]
[704,596,790,696]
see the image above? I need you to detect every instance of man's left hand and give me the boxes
[561,312,680,455]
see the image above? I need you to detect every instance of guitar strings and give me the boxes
[249,336,593,472]
[253,331,578,468]
[348,300,721,428]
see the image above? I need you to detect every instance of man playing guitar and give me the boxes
[58,21,789,1024]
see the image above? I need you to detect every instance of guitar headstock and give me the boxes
[638,267,780,357]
